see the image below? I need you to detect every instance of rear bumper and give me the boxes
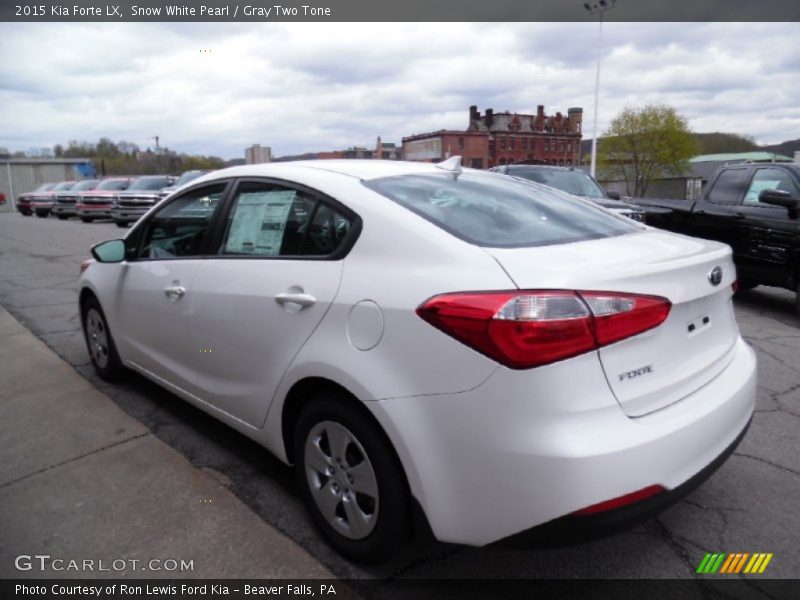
[369,336,756,546]
[497,415,751,547]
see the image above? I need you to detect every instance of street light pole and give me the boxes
[584,0,616,178]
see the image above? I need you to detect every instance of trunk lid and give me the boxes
[487,230,740,417]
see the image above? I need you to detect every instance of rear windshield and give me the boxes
[364,172,640,248]
[128,176,172,191]
[52,182,76,191]
[97,179,130,191]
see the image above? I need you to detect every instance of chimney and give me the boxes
[485,108,494,128]
[376,136,382,160]
[470,105,479,122]
[537,105,545,118]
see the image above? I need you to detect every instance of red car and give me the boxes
[32,181,77,217]
[76,177,133,222]
[16,183,55,216]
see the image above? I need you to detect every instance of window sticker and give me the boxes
[225,190,295,255]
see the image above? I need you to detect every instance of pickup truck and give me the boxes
[633,163,800,312]
[111,175,176,227]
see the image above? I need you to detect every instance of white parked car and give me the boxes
[79,158,756,562]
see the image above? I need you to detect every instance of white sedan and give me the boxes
[79,158,756,562]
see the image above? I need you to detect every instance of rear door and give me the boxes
[188,180,357,428]
[734,166,800,287]
[691,167,749,248]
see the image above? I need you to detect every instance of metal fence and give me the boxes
[0,159,94,211]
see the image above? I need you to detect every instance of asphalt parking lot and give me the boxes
[0,210,798,584]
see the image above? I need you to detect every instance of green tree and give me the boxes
[598,104,697,197]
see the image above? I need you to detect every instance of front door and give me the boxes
[116,182,228,395]
[735,167,799,286]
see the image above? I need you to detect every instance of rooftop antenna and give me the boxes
[436,155,463,180]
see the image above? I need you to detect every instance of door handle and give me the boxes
[164,285,186,299]
[731,212,745,220]
[275,292,316,308]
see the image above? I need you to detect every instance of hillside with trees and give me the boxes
[11,138,226,175]
[583,132,796,158]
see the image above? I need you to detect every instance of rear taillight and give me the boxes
[417,290,671,369]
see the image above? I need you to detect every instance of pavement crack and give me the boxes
[0,432,151,489]
[650,517,716,598]
[733,452,800,477]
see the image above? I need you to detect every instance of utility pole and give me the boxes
[583,0,616,178]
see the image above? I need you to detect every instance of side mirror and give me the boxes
[759,189,800,218]
[606,190,621,200]
[91,239,126,263]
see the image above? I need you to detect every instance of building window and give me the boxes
[509,138,515,150]
[458,137,465,150]
[500,137,506,150]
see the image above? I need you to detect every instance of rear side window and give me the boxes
[364,172,639,248]
[221,183,352,257]
[706,169,746,205]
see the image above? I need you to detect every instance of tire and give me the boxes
[20,211,32,216]
[80,217,94,223]
[796,281,800,316]
[56,214,68,220]
[115,221,129,228]
[35,212,48,218]
[294,394,411,563]
[81,296,125,381]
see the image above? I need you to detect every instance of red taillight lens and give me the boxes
[732,279,739,293]
[572,484,666,515]
[581,292,671,346]
[417,290,671,369]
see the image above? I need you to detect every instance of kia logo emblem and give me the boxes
[708,266,723,286]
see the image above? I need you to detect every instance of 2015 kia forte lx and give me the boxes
[78,159,756,562]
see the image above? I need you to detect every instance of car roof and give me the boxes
[200,159,464,182]
[506,164,578,172]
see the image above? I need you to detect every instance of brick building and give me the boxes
[403,105,583,168]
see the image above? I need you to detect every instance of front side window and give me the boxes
[364,172,639,248]
[221,183,353,257]
[744,168,800,205]
[137,183,227,259]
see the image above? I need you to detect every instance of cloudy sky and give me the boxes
[1,22,798,160]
